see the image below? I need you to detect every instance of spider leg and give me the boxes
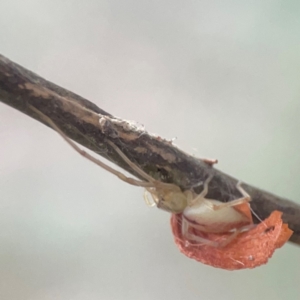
[236,181,250,197]
[212,196,250,210]
[106,140,181,192]
[106,139,156,183]
[198,174,214,197]
[143,189,156,207]
[212,181,251,210]
[182,217,237,248]
[29,105,155,188]
[181,217,219,247]
[189,174,214,206]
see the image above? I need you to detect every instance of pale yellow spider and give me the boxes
[30,106,253,247]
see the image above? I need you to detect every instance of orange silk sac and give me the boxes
[171,210,293,270]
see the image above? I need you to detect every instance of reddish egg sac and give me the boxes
[171,210,293,270]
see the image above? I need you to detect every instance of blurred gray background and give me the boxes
[1,1,300,299]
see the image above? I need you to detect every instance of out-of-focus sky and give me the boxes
[1,1,300,299]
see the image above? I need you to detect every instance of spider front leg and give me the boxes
[29,105,154,188]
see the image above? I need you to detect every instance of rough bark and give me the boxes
[1,54,299,245]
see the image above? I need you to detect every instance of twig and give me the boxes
[1,54,300,245]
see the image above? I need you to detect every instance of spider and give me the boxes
[30,105,253,248]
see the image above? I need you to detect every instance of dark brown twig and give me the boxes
[1,54,300,245]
